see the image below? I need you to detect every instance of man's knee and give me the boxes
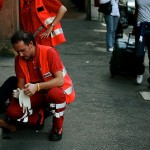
[6,100,23,119]
[46,87,66,103]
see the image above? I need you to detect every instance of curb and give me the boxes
[0,128,2,139]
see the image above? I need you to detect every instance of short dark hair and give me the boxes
[11,31,36,46]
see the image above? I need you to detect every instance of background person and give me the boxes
[99,0,120,52]
[19,0,67,47]
[133,0,150,84]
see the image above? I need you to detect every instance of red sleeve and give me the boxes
[47,48,63,75]
[15,56,25,79]
[0,0,3,10]
[43,0,62,13]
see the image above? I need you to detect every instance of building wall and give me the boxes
[91,0,99,20]
[0,0,19,40]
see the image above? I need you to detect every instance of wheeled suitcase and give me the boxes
[109,33,136,76]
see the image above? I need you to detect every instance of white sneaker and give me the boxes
[108,48,113,52]
[136,75,143,84]
[107,48,114,52]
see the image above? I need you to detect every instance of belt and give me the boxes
[33,25,44,37]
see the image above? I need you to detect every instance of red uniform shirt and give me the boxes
[20,0,62,46]
[15,44,63,83]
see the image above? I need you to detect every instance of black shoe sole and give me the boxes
[49,134,62,141]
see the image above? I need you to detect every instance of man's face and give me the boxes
[13,41,34,60]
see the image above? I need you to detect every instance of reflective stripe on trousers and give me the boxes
[17,109,33,123]
[49,102,66,118]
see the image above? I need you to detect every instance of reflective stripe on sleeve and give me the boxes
[51,28,63,38]
[44,17,55,26]
[62,67,67,77]
[65,86,74,95]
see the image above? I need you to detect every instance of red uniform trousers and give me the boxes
[7,87,66,130]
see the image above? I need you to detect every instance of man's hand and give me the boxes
[40,27,53,39]
[24,83,37,96]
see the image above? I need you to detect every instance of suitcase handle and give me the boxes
[126,32,135,49]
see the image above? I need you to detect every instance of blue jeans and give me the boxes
[105,15,119,49]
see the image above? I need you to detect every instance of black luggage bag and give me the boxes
[109,33,136,76]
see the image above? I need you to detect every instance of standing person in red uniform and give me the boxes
[19,0,67,47]
[0,0,3,10]
[0,31,75,141]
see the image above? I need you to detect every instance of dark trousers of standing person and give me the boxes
[135,26,150,75]
[0,76,18,113]
[115,22,123,39]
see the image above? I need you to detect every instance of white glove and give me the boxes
[19,90,31,113]
[13,88,20,99]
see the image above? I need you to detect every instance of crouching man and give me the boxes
[1,31,75,141]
